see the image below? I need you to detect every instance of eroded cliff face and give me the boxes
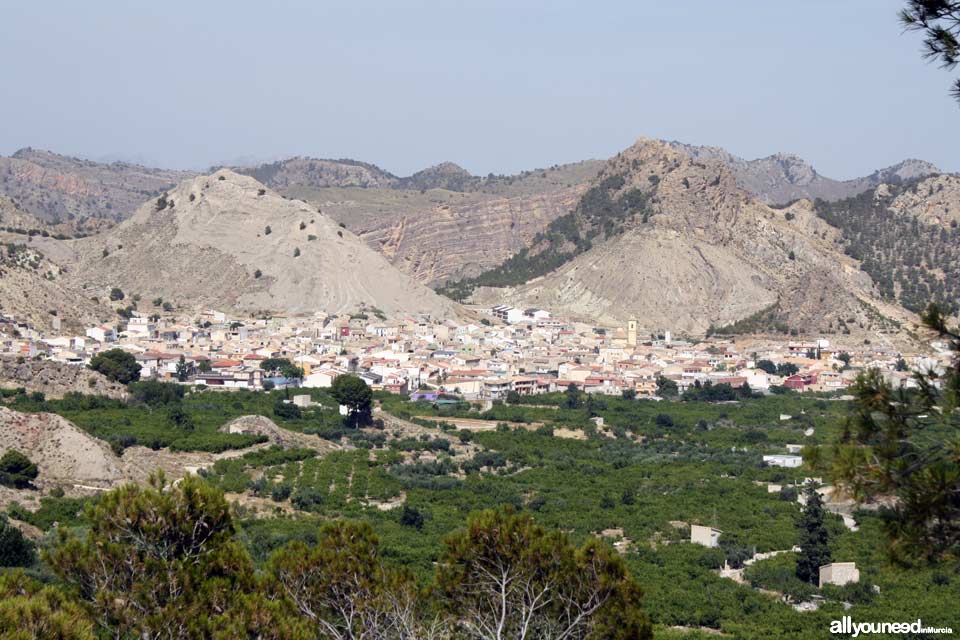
[474,138,914,339]
[0,149,193,222]
[350,185,587,284]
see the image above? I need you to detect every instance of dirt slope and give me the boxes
[67,170,461,319]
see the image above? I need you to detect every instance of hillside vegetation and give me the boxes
[814,178,960,315]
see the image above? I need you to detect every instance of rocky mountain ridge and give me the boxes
[0,148,193,222]
[665,141,941,204]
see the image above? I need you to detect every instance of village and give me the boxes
[0,303,949,401]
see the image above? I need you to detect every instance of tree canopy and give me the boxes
[88,348,141,384]
[900,0,960,104]
[331,375,373,427]
[435,507,652,639]
[834,303,960,564]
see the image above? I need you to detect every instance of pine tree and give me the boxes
[175,355,189,382]
[796,482,831,584]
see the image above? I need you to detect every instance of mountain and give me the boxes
[813,174,960,315]
[466,138,915,338]
[244,158,604,285]
[235,157,399,190]
[66,170,460,318]
[665,141,941,205]
[0,148,194,223]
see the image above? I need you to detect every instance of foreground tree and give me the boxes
[834,304,960,563]
[0,571,94,640]
[88,348,141,384]
[45,473,256,639]
[434,508,652,640]
[796,483,831,585]
[267,520,447,640]
[900,0,960,104]
[331,374,373,427]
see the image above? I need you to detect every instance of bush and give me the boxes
[109,287,124,301]
[273,401,301,420]
[291,487,324,511]
[0,450,38,489]
[129,380,185,406]
[0,516,36,567]
[271,483,292,502]
[400,505,425,530]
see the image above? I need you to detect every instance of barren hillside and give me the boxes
[0,237,111,331]
[66,170,461,318]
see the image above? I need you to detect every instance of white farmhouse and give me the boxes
[819,562,860,588]
[690,524,722,548]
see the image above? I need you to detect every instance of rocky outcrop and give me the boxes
[219,415,337,452]
[0,407,125,489]
[888,174,960,227]
[0,358,126,399]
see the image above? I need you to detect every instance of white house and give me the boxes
[763,454,803,468]
[302,368,342,388]
[85,326,116,343]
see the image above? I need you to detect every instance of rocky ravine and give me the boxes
[475,138,916,339]
[67,170,462,319]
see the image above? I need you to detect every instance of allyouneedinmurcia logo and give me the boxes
[830,617,953,636]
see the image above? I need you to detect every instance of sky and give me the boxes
[0,0,956,178]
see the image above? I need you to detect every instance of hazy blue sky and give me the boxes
[1,0,956,178]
